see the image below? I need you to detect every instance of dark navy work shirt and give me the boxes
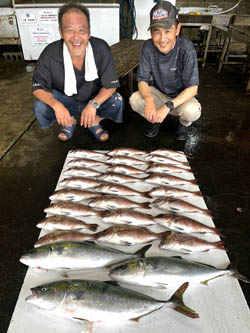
[32,36,120,103]
[136,36,199,97]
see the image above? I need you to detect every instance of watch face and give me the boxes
[167,101,174,111]
[90,100,100,109]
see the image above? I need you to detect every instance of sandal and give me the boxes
[88,124,109,142]
[58,123,76,141]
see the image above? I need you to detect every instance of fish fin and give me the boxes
[156,283,168,289]
[228,263,250,283]
[200,280,209,285]
[180,248,193,254]
[59,270,70,278]
[134,244,152,257]
[130,307,162,322]
[171,255,183,259]
[72,317,89,324]
[104,280,120,286]
[169,282,199,319]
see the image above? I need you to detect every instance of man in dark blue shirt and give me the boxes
[129,0,201,140]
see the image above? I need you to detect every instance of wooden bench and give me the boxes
[111,38,144,95]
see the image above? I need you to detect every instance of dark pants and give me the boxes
[33,90,124,128]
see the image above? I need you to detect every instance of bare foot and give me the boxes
[58,118,76,141]
[95,127,109,141]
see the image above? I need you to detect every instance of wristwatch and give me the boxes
[89,100,100,109]
[166,101,174,112]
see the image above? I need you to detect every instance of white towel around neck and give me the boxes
[63,41,98,96]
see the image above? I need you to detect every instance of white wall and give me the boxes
[15,5,119,61]
[134,0,176,40]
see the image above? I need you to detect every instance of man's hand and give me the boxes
[144,96,157,122]
[53,103,73,127]
[80,103,96,128]
[154,104,170,123]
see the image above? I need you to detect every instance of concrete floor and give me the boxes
[0,59,250,331]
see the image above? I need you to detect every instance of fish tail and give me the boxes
[194,191,202,196]
[142,191,152,199]
[214,241,227,251]
[168,282,199,319]
[140,202,151,209]
[229,263,250,283]
[89,223,99,232]
[159,231,172,240]
[203,209,213,217]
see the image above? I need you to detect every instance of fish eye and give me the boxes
[41,287,47,292]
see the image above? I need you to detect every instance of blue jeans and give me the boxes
[33,90,124,128]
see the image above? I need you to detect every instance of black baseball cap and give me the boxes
[148,1,179,30]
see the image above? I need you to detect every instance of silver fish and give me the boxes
[154,213,222,235]
[97,172,141,184]
[145,154,189,167]
[25,280,198,323]
[96,183,150,198]
[159,232,226,253]
[95,225,169,246]
[148,186,202,199]
[49,188,102,202]
[106,156,149,166]
[37,215,98,232]
[109,256,250,287]
[103,209,156,227]
[20,241,151,271]
[44,201,105,218]
[63,167,101,178]
[151,198,212,216]
[59,177,101,189]
[146,163,193,175]
[34,231,95,247]
[89,195,150,210]
[145,173,197,187]
[106,164,148,176]
[107,147,146,157]
[68,149,105,159]
[67,158,107,168]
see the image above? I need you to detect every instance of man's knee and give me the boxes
[180,100,201,123]
[33,99,55,128]
[112,92,124,109]
[129,91,144,112]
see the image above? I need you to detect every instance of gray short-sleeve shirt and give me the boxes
[136,36,199,97]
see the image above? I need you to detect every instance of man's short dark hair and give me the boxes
[58,3,90,31]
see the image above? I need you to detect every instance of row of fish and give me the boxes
[21,148,249,330]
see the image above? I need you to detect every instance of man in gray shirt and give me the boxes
[129,0,201,140]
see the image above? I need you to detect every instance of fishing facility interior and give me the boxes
[1,0,250,332]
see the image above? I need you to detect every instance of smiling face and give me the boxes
[150,23,181,54]
[59,9,90,59]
